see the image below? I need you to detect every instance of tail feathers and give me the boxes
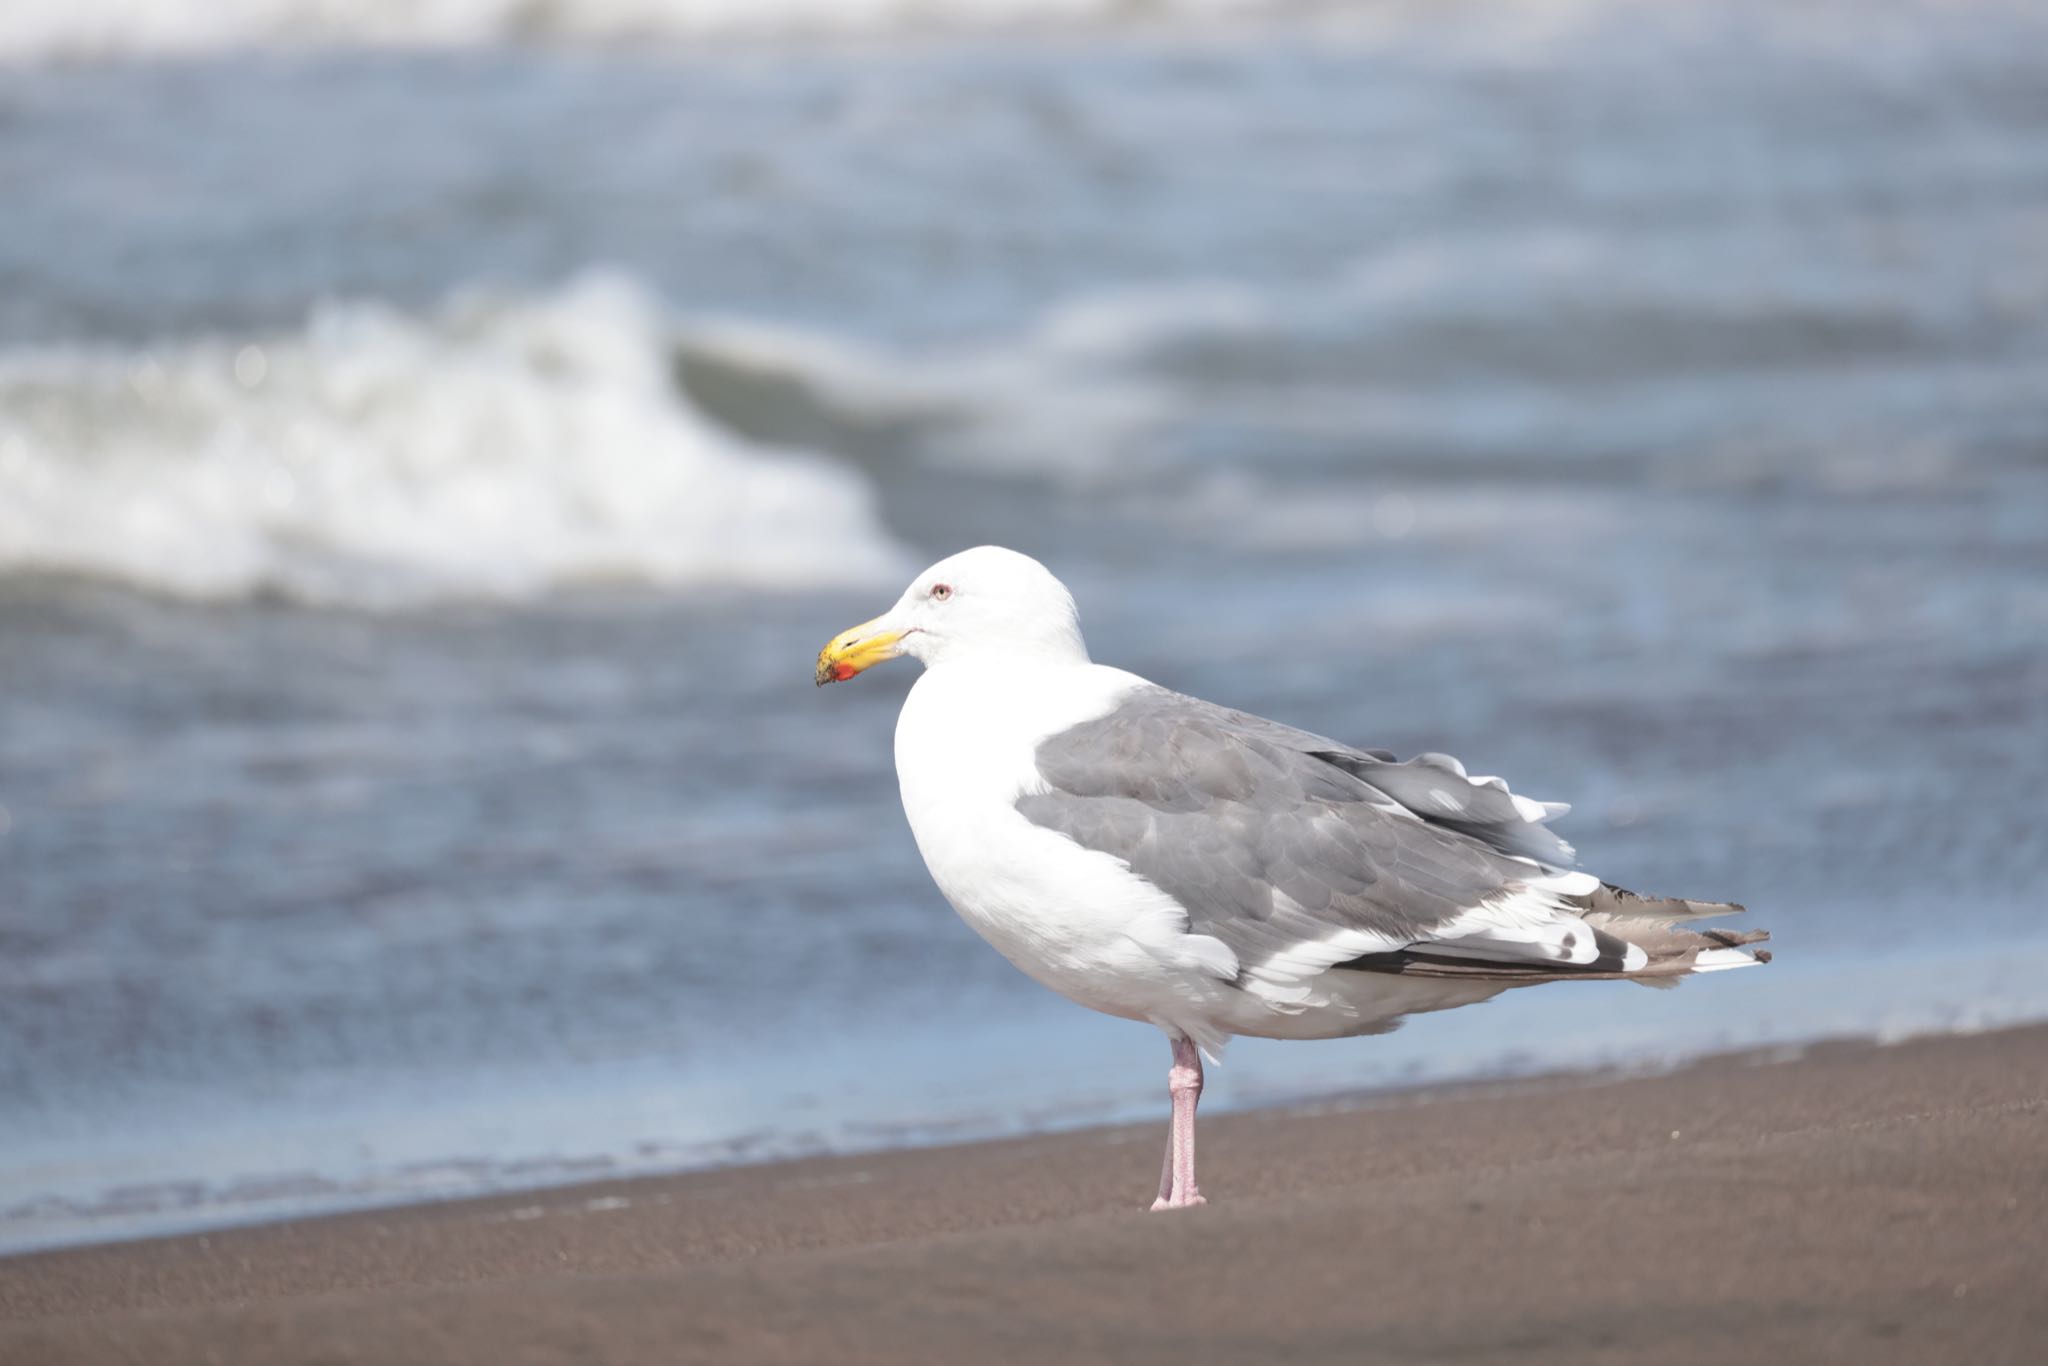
[1584,916,1772,986]
[1572,882,1745,923]
[1339,883,1770,986]
[1569,881,1771,985]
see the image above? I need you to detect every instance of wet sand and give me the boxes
[3,1025,2043,1365]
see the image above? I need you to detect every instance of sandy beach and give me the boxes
[3,1024,2042,1365]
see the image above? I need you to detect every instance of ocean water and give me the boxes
[4,0,2047,1253]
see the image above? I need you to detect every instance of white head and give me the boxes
[815,545,1089,684]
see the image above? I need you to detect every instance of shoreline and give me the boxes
[12,939,2048,1264]
[0,1020,1988,1264]
[3,1023,2043,1363]
[0,1023,1847,1263]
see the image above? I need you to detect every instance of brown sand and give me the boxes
[3,1025,2044,1365]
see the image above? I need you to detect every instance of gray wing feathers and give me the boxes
[1307,749,1574,865]
[1047,693,1577,865]
[1019,688,1562,974]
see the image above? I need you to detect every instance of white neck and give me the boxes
[895,655,1144,819]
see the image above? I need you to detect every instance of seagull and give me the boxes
[816,546,1769,1210]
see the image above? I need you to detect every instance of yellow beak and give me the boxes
[815,616,903,686]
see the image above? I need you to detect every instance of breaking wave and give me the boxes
[4,0,1271,62]
[0,276,908,607]
[13,0,2035,66]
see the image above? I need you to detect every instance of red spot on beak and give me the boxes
[832,661,858,682]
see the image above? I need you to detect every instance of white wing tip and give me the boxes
[1505,793,1571,824]
[1530,869,1601,896]
[1690,945,1765,972]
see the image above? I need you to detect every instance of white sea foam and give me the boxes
[8,0,2037,68]
[0,275,908,607]
[18,0,2030,65]
[0,0,1274,61]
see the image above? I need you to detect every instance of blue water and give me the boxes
[3,0,2047,1253]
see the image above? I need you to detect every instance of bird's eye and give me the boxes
[930,583,953,601]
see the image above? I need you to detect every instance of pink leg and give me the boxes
[1149,1036,1207,1211]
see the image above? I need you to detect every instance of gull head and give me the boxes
[815,545,1089,684]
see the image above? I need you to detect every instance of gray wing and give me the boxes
[1016,687,1604,979]
[1107,700,1576,866]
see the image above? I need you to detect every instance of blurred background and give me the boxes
[3,0,2046,1253]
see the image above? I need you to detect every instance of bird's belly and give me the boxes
[1220,970,1514,1040]
[924,821,1144,1000]
[909,801,1235,1026]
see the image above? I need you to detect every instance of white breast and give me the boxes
[892,660,1243,1036]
